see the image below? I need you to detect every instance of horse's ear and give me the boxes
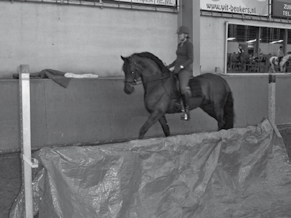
[121,56,126,61]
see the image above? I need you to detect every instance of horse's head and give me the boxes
[121,55,141,94]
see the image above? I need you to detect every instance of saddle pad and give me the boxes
[189,77,203,98]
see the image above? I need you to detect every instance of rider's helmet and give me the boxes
[177,26,190,35]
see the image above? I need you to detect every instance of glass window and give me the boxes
[226,23,291,74]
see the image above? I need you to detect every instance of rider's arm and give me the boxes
[181,41,193,69]
[280,51,284,57]
[167,60,176,69]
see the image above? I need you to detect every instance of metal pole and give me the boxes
[19,64,34,218]
[268,73,276,125]
[224,21,229,74]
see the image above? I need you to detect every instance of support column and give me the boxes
[19,64,38,218]
[255,27,261,55]
[179,0,200,76]
[268,73,276,125]
[283,29,288,54]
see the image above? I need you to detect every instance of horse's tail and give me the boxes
[223,91,234,129]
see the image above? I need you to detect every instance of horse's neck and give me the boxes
[137,58,163,80]
[270,56,277,63]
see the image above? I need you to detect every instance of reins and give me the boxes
[142,74,171,84]
[124,74,171,86]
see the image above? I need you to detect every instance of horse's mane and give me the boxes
[134,52,170,75]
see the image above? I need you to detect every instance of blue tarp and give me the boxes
[9,119,291,218]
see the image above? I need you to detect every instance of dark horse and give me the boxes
[121,52,234,139]
[228,53,248,71]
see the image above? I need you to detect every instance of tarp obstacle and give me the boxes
[10,119,291,218]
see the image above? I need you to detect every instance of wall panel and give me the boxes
[0,2,177,78]
[1,75,291,152]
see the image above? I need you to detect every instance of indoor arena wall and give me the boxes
[1,75,291,152]
[0,1,177,78]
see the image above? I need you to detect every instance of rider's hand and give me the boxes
[173,67,180,74]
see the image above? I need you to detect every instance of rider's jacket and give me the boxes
[238,47,244,55]
[168,40,193,72]
[277,49,284,58]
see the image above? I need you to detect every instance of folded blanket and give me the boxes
[39,69,71,88]
[13,69,98,88]
[64,73,98,79]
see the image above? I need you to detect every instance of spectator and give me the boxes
[238,44,244,57]
[277,46,284,69]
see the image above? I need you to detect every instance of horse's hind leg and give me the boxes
[201,102,225,130]
[213,102,226,131]
[223,92,234,129]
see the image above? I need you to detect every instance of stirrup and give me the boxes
[181,112,190,121]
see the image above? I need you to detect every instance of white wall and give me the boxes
[0,2,178,78]
[2,2,291,78]
[200,17,225,73]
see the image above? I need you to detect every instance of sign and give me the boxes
[113,0,176,6]
[272,0,291,18]
[200,0,268,16]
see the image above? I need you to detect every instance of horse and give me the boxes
[121,52,234,139]
[280,54,291,72]
[268,54,291,73]
[229,53,248,71]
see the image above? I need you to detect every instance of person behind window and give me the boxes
[238,44,244,58]
[277,46,284,70]
[167,25,193,121]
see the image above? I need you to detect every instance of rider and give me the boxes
[238,44,244,60]
[277,46,284,71]
[167,25,193,121]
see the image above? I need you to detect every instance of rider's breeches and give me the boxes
[178,70,192,95]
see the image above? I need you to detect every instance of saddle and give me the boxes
[172,74,203,98]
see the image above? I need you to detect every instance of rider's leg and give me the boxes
[179,70,191,121]
[278,57,282,71]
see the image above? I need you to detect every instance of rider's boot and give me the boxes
[181,93,190,121]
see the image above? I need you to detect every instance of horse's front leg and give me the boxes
[271,64,276,73]
[138,110,165,139]
[158,115,170,137]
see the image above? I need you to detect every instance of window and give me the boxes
[226,22,291,74]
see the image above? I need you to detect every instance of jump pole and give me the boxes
[19,65,38,218]
[268,73,276,125]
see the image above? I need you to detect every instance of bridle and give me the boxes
[124,70,171,86]
[124,71,141,86]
